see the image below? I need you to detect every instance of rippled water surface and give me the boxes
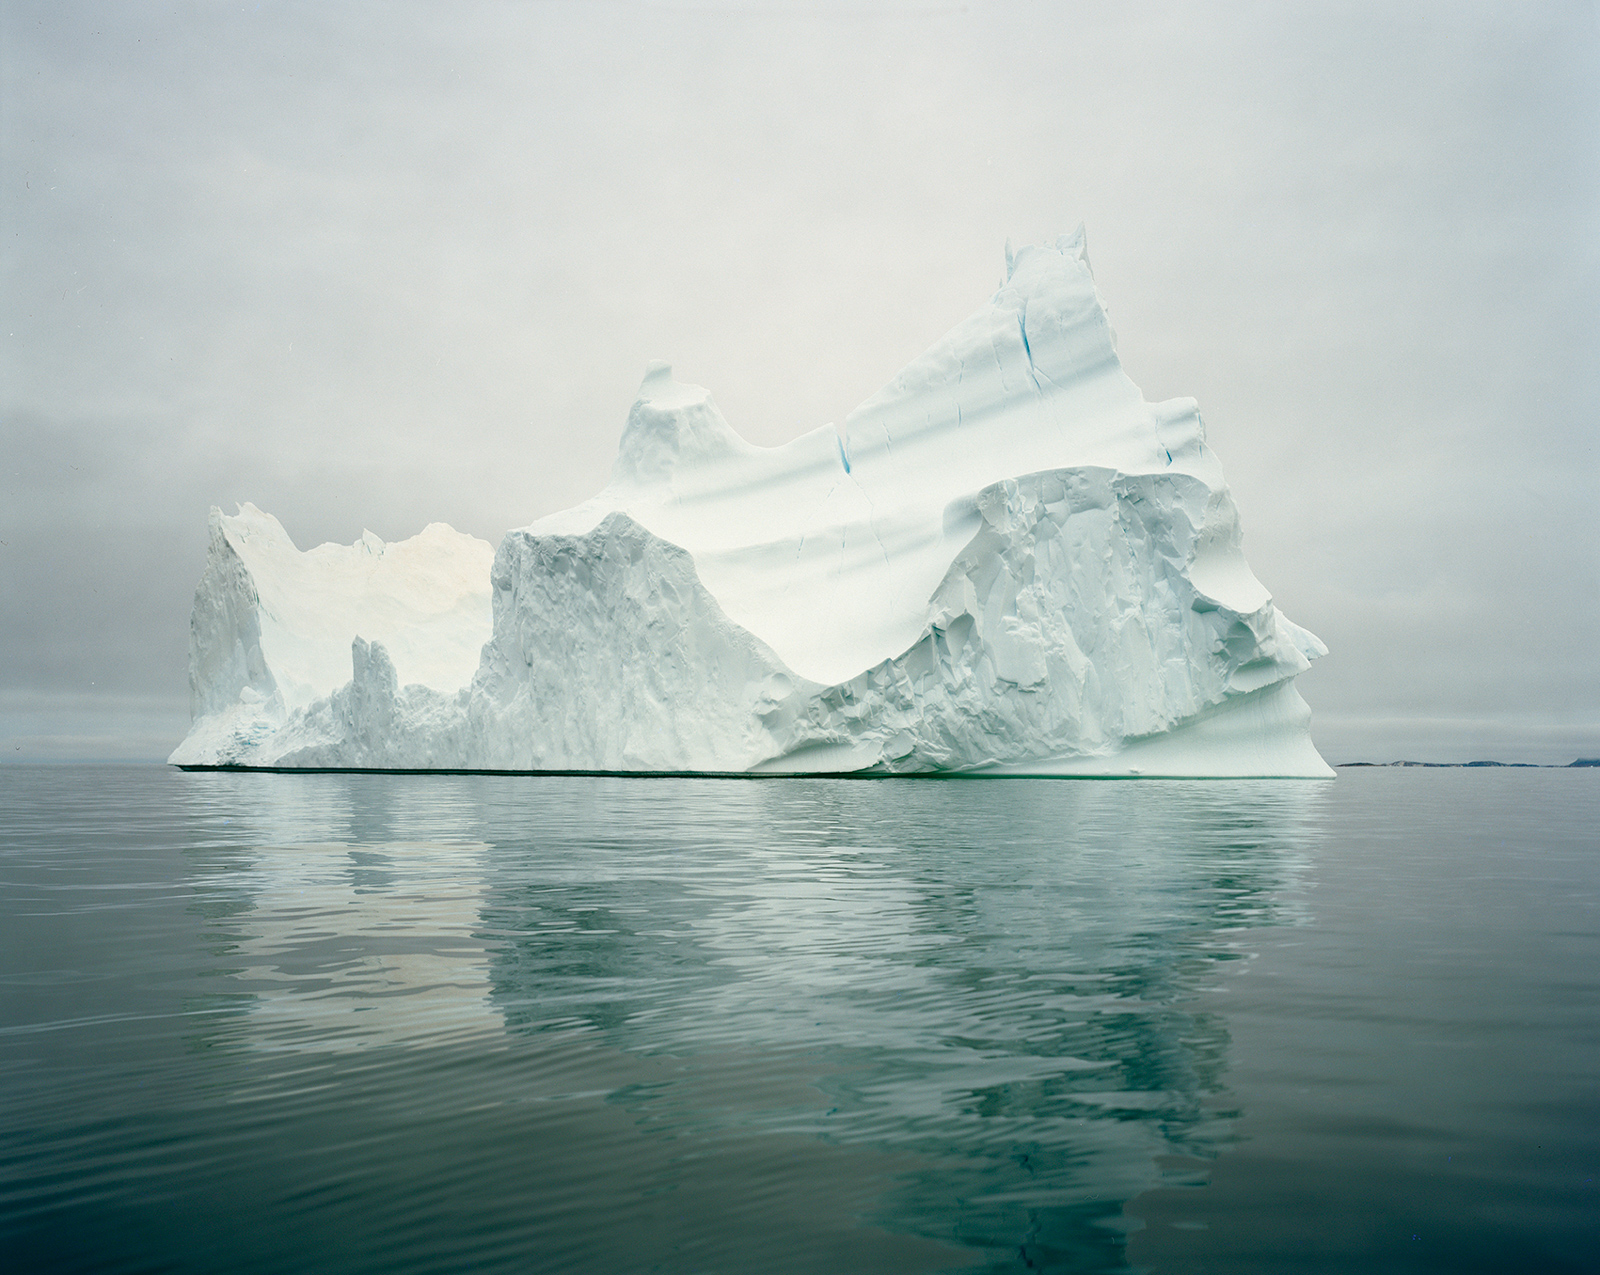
[1,766,1595,1273]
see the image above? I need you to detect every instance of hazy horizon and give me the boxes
[3,0,1596,765]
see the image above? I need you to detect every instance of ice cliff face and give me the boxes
[171,230,1332,776]
[170,505,495,766]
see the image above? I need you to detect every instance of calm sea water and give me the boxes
[1,765,1594,1273]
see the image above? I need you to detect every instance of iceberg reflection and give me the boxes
[181,772,502,1052]
[177,771,1324,1270]
[473,777,1325,1269]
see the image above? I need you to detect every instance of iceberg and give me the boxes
[170,229,1332,776]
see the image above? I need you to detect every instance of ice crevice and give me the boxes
[170,229,1331,777]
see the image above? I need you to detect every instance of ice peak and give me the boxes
[635,360,706,410]
[612,362,747,487]
[1057,223,1091,274]
[1002,225,1089,285]
[216,501,298,551]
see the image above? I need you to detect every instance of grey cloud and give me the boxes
[3,0,1596,761]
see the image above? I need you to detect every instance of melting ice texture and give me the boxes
[170,230,1332,776]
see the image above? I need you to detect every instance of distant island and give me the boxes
[1338,759,1599,769]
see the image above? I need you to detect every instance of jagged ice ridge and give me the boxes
[170,230,1332,776]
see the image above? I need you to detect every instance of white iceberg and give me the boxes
[170,230,1332,777]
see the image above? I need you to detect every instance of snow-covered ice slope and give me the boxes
[171,230,1332,776]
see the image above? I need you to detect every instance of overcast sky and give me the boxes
[3,0,1596,763]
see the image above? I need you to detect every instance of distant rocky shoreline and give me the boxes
[1338,759,1599,769]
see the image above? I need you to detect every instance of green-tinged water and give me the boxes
[1,766,1595,1272]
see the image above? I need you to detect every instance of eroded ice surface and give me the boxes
[170,230,1332,776]
[173,505,495,765]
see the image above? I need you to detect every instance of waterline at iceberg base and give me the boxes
[170,230,1332,777]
